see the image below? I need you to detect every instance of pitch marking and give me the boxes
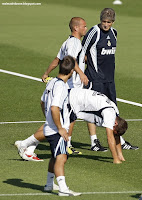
[0,191,142,197]
[0,119,142,125]
[0,69,142,107]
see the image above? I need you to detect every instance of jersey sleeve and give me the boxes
[57,37,81,60]
[101,108,116,130]
[51,82,68,109]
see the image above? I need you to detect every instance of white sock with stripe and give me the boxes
[120,136,125,145]
[56,176,68,192]
[90,134,97,147]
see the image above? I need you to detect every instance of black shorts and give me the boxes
[68,103,77,123]
[46,133,67,158]
[84,81,117,105]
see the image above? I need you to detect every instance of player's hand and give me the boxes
[58,128,69,142]
[113,158,122,164]
[79,73,89,86]
[118,154,125,162]
[42,74,48,82]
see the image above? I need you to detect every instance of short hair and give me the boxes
[100,8,115,22]
[69,17,85,32]
[59,55,75,75]
[115,116,128,136]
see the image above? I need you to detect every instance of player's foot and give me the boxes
[14,140,26,157]
[44,183,59,192]
[91,139,108,152]
[67,146,82,155]
[58,188,81,196]
[121,141,139,150]
[22,151,44,161]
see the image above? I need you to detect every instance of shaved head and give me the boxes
[69,17,85,32]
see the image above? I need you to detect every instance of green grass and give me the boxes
[0,0,142,199]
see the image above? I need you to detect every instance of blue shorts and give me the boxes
[46,133,67,158]
[84,81,117,105]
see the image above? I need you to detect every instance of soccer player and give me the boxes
[80,8,138,150]
[15,87,127,164]
[42,17,107,154]
[18,56,81,196]
[42,17,88,154]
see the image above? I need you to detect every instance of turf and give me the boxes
[0,0,142,199]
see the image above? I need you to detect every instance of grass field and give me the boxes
[0,0,142,199]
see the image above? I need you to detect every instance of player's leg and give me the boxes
[67,107,82,155]
[46,133,81,196]
[87,122,108,152]
[86,81,108,151]
[15,124,45,161]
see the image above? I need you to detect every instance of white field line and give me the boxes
[0,69,142,107]
[0,119,142,125]
[0,191,142,197]
[0,69,42,82]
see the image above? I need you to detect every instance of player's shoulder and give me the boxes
[111,27,117,37]
[67,36,81,44]
[87,25,99,35]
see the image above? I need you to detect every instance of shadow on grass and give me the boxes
[3,179,58,195]
[131,194,142,199]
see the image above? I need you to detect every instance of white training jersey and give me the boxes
[69,88,119,130]
[41,78,70,136]
[57,36,85,89]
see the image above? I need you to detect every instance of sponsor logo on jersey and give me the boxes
[101,47,116,55]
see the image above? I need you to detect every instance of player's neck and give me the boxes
[57,74,69,83]
[71,32,81,40]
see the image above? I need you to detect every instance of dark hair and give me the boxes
[69,17,85,32]
[100,8,115,22]
[59,55,75,75]
[115,116,128,136]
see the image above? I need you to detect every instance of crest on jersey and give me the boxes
[107,40,111,47]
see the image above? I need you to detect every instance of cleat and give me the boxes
[121,141,139,150]
[22,151,44,161]
[91,139,108,152]
[58,188,81,196]
[44,183,59,192]
[14,140,26,158]
[67,146,82,155]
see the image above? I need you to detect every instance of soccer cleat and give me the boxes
[22,151,44,161]
[44,183,59,192]
[67,146,82,155]
[14,140,26,158]
[121,141,139,150]
[58,188,81,196]
[91,139,108,152]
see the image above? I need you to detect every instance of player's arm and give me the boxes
[114,135,125,161]
[42,57,60,82]
[74,61,88,86]
[51,106,69,142]
[106,127,122,164]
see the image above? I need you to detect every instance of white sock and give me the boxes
[120,136,125,145]
[56,176,68,192]
[25,145,37,155]
[67,136,72,147]
[90,135,97,147]
[46,172,55,187]
[21,135,39,148]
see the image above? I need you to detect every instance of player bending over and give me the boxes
[15,88,127,164]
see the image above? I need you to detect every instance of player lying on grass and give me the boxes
[15,87,128,165]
